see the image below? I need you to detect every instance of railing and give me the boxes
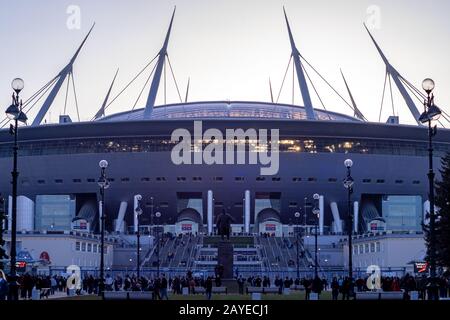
[47,266,408,281]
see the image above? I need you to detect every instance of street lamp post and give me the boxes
[5,78,27,295]
[155,211,162,278]
[97,160,110,296]
[294,211,301,278]
[135,195,143,279]
[343,159,354,280]
[418,78,441,300]
[312,194,320,279]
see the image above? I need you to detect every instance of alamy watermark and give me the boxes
[66,5,81,30]
[365,5,382,30]
[170,121,280,176]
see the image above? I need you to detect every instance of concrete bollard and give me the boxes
[31,289,41,300]
[252,293,262,300]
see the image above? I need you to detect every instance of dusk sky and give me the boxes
[1,0,449,125]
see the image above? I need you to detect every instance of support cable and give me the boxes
[378,71,388,122]
[101,55,159,115]
[300,55,356,115]
[71,72,81,122]
[163,59,167,105]
[126,62,158,119]
[166,54,183,103]
[301,62,332,120]
[388,73,395,117]
[63,72,71,115]
[292,57,295,105]
[276,55,293,103]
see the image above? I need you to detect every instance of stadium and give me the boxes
[0,9,449,275]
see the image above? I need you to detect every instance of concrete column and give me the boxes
[207,190,213,234]
[244,190,251,234]
[319,195,324,235]
[330,202,343,234]
[353,201,359,234]
[115,201,128,233]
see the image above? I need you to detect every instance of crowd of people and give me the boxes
[0,273,70,300]
[1,269,450,300]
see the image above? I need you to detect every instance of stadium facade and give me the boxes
[0,8,448,240]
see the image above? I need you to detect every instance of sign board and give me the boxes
[182,224,192,231]
[414,262,429,274]
[368,220,386,232]
[16,261,27,272]
[265,224,276,231]
[72,219,89,231]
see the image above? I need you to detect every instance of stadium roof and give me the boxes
[98,101,361,122]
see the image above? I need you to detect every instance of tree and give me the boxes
[427,153,450,269]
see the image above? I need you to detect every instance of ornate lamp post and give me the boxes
[97,160,110,296]
[343,159,354,280]
[155,211,162,278]
[135,195,143,278]
[312,194,320,279]
[294,211,301,278]
[418,78,441,300]
[5,78,27,297]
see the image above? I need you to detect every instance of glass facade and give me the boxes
[101,103,355,122]
[382,195,423,231]
[35,195,76,231]
[1,136,449,158]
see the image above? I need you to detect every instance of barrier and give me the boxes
[252,292,262,300]
[103,291,129,300]
[212,287,227,294]
[129,292,152,300]
[355,292,379,300]
[355,291,404,300]
[290,285,305,291]
[409,291,419,300]
[310,293,319,300]
[31,289,41,300]
[263,287,279,294]
[40,288,51,299]
[247,287,263,294]
[103,291,154,300]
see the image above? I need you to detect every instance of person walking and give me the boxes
[160,274,169,300]
[312,276,323,299]
[0,272,9,301]
[237,276,245,295]
[205,276,213,300]
[303,278,311,300]
[331,277,339,301]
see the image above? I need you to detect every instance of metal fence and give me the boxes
[47,266,408,281]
